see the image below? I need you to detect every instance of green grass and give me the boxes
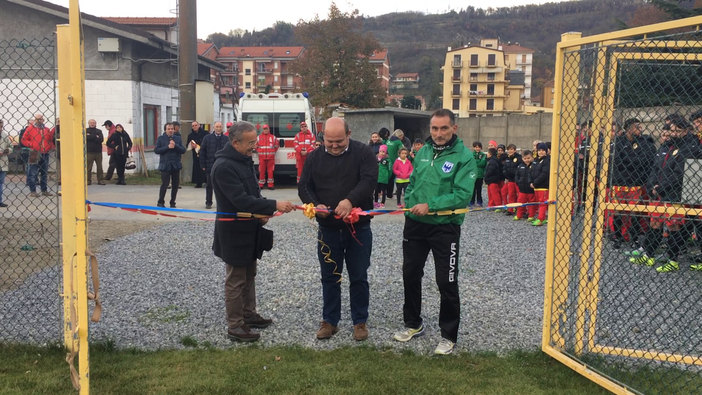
[0,343,612,395]
[124,171,163,185]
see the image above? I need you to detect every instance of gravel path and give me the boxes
[0,210,548,355]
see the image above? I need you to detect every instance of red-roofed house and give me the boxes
[368,50,390,94]
[103,17,178,44]
[216,47,305,96]
[391,72,420,89]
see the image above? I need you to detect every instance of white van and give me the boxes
[236,92,316,176]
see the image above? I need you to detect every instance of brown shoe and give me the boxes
[244,314,273,329]
[227,324,260,342]
[41,191,54,197]
[316,321,339,340]
[353,322,369,341]
[30,192,40,197]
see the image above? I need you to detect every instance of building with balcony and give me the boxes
[368,50,390,94]
[441,43,525,117]
[391,72,419,90]
[215,46,305,96]
[499,42,534,101]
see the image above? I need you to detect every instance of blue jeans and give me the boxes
[0,171,5,204]
[27,153,49,193]
[317,223,372,326]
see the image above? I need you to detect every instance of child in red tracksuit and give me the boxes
[514,150,537,221]
[393,148,413,207]
[484,148,504,210]
[529,143,551,226]
[502,144,522,216]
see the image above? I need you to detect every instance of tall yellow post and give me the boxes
[58,0,89,393]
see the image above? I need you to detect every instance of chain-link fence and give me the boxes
[0,38,60,343]
[545,22,702,395]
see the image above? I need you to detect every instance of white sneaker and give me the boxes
[393,325,424,342]
[434,338,455,355]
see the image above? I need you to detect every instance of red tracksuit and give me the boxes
[256,133,278,188]
[294,129,316,183]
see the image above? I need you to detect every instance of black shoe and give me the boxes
[157,203,165,208]
[205,204,212,209]
[87,181,92,186]
[103,176,112,181]
[227,324,260,342]
[268,186,275,191]
[244,314,273,329]
[117,180,126,185]
[170,203,177,208]
[195,184,202,188]
[0,203,8,208]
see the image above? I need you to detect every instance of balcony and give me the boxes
[452,61,462,68]
[469,62,480,68]
[451,90,461,98]
[468,91,506,98]
[470,77,505,83]
[257,68,273,74]
[281,84,300,90]
[451,76,461,82]
[256,81,268,88]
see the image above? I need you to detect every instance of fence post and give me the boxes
[58,0,89,393]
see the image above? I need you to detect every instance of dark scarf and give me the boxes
[431,134,458,152]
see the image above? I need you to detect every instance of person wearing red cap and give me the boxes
[256,124,278,190]
[488,140,498,150]
[293,121,316,183]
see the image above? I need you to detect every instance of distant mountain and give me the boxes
[207,0,650,104]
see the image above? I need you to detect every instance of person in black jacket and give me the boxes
[105,124,132,185]
[155,122,186,208]
[514,150,536,221]
[609,118,656,249]
[298,117,378,342]
[211,121,295,342]
[631,115,699,272]
[502,144,522,215]
[187,121,208,188]
[200,121,229,209]
[529,143,550,226]
[484,148,503,210]
[85,119,105,185]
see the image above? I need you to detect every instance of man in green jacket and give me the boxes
[393,109,477,355]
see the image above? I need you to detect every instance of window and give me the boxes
[452,84,460,95]
[274,75,278,82]
[469,114,477,118]
[258,63,266,72]
[486,99,494,110]
[452,99,460,110]
[274,61,278,69]
[453,54,461,66]
[470,72,478,81]
[143,105,160,148]
[242,113,270,134]
[487,73,496,81]
[166,106,172,123]
[469,84,477,92]
[470,54,478,66]
[487,84,495,95]
[245,82,251,89]
[452,69,460,79]
[521,54,527,63]
[487,54,496,66]
[551,99,554,105]
[469,99,477,110]
[276,113,305,138]
[245,68,251,76]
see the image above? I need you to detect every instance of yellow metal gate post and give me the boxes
[58,0,89,393]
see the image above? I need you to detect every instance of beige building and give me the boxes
[441,40,525,117]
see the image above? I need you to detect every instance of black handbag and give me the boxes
[255,226,274,259]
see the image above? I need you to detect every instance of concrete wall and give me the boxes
[344,113,395,145]
[456,112,552,151]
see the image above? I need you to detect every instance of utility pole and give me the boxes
[178,0,197,124]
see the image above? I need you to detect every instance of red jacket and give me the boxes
[393,157,413,180]
[256,133,278,159]
[106,125,116,155]
[21,124,55,153]
[294,130,316,159]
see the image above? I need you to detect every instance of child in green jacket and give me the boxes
[470,141,487,206]
[375,144,391,208]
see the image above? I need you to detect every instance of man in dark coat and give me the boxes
[200,121,229,209]
[187,121,208,188]
[211,121,295,342]
[154,122,186,208]
[85,119,105,185]
[298,117,378,342]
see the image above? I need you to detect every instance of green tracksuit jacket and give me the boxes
[473,151,487,178]
[405,137,477,225]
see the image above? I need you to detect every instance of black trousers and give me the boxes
[470,178,484,205]
[205,170,214,205]
[374,182,387,203]
[387,173,396,197]
[158,169,180,205]
[113,153,127,181]
[105,155,116,180]
[402,218,461,343]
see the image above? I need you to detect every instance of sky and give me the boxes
[45,0,564,39]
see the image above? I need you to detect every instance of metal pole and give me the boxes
[179,0,197,124]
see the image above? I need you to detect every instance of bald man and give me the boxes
[86,119,105,185]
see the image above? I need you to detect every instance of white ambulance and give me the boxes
[236,92,316,176]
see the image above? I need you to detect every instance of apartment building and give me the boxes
[369,50,391,94]
[441,43,525,117]
[216,47,305,96]
[391,72,420,90]
[500,43,534,100]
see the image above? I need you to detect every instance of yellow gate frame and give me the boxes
[543,15,702,395]
[58,0,91,393]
